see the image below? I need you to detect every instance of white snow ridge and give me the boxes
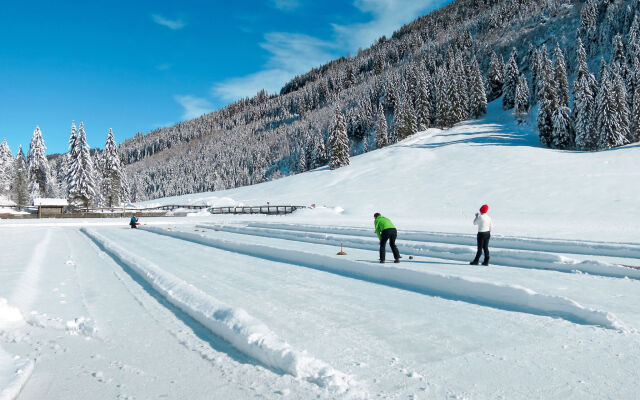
[143,226,627,331]
[80,228,366,398]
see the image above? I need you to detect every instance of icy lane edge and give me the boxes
[80,228,364,398]
[145,226,628,332]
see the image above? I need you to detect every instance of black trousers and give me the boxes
[380,228,400,261]
[473,231,490,263]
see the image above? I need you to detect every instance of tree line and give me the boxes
[0,124,128,210]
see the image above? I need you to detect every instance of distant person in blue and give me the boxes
[130,215,139,229]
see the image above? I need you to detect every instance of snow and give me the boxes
[2,103,640,398]
[32,198,67,206]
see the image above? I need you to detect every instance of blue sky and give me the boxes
[0,0,447,154]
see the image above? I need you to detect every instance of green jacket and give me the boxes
[374,216,395,239]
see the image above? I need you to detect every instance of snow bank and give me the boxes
[250,222,640,259]
[143,226,626,331]
[0,299,23,330]
[81,228,363,397]
[229,223,640,280]
[0,300,32,400]
[0,349,34,400]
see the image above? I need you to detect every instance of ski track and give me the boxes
[140,225,627,331]
[247,222,640,259]
[9,229,52,313]
[80,228,365,398]
[201,223,640,280]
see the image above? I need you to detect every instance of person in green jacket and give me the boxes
[374,212,401,263]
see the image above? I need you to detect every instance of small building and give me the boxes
[33,198,68,218]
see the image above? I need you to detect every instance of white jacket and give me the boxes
[473,213,492,232]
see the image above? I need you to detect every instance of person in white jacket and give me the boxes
[470,204,492,266]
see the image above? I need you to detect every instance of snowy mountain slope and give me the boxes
[140,101,640,242]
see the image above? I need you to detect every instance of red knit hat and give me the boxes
[479,204,489,214]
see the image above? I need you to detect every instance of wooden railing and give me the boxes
[208,205,305,215]
[83,204,305,215]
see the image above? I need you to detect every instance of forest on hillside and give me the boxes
[3,0,639,206]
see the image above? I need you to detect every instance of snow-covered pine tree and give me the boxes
[68,122,97,208]
[415,71,431,130]
[502,48,519,110]
[469,56,487,118]
[537,46,557,147]
[573,39,598,150]
[514,74,530,122]
[0,140,13,196]
[631,85,640,142]
[27,126,51,200]
[375,103,388,148]
[596,66,629,149]
[447,56,468,125]
[612,69,631,143]
[530,47,541,104]
[394,95,417,141]
[551,106,574,149]
[553,44,570,108]
[329,108,349,170]
[12,146,28,210]
[296,148,307,173]
[311,133,328,168]
[487,51,504,102]
[101,128,126,207]
[435,67,451,128]
[612,35,628,79]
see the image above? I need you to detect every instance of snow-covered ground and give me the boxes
[2,103,640,399]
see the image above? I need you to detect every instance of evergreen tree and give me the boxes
[537,47,557,147]
[551,106,574,149]
[596,67,629,149]
[0,140,13,196]
[435,66,451,128]
[553,44,570,108]
[487,51,504,101]
[394,95,417,141]
[502,48,519,110]
[415,72,431,130]
[65,121,78,193]
[514,74,530,122]
[530,47,541,104]
[296,148,307,173]
[329,108,349,170]
[469,56,487,118]
[311,134,327,168]
[375,103,388,148]
[12,146,28,210]
[631,85,640,142]
[101,128,126,207]
[612,69,631,143]
[27,126,52,200]
[574,39,598,150]
[68,122,97,208]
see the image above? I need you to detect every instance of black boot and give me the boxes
[470,260,479,265]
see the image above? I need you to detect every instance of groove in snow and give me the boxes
[144,225,628,331]
[80,228,364,398]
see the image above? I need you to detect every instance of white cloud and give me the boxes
[210,0,440,104]
[174,95,214,119]
[333,0,441,51]
[212,33,336,102]
[270,0,300,11]
[151,14,186,30]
